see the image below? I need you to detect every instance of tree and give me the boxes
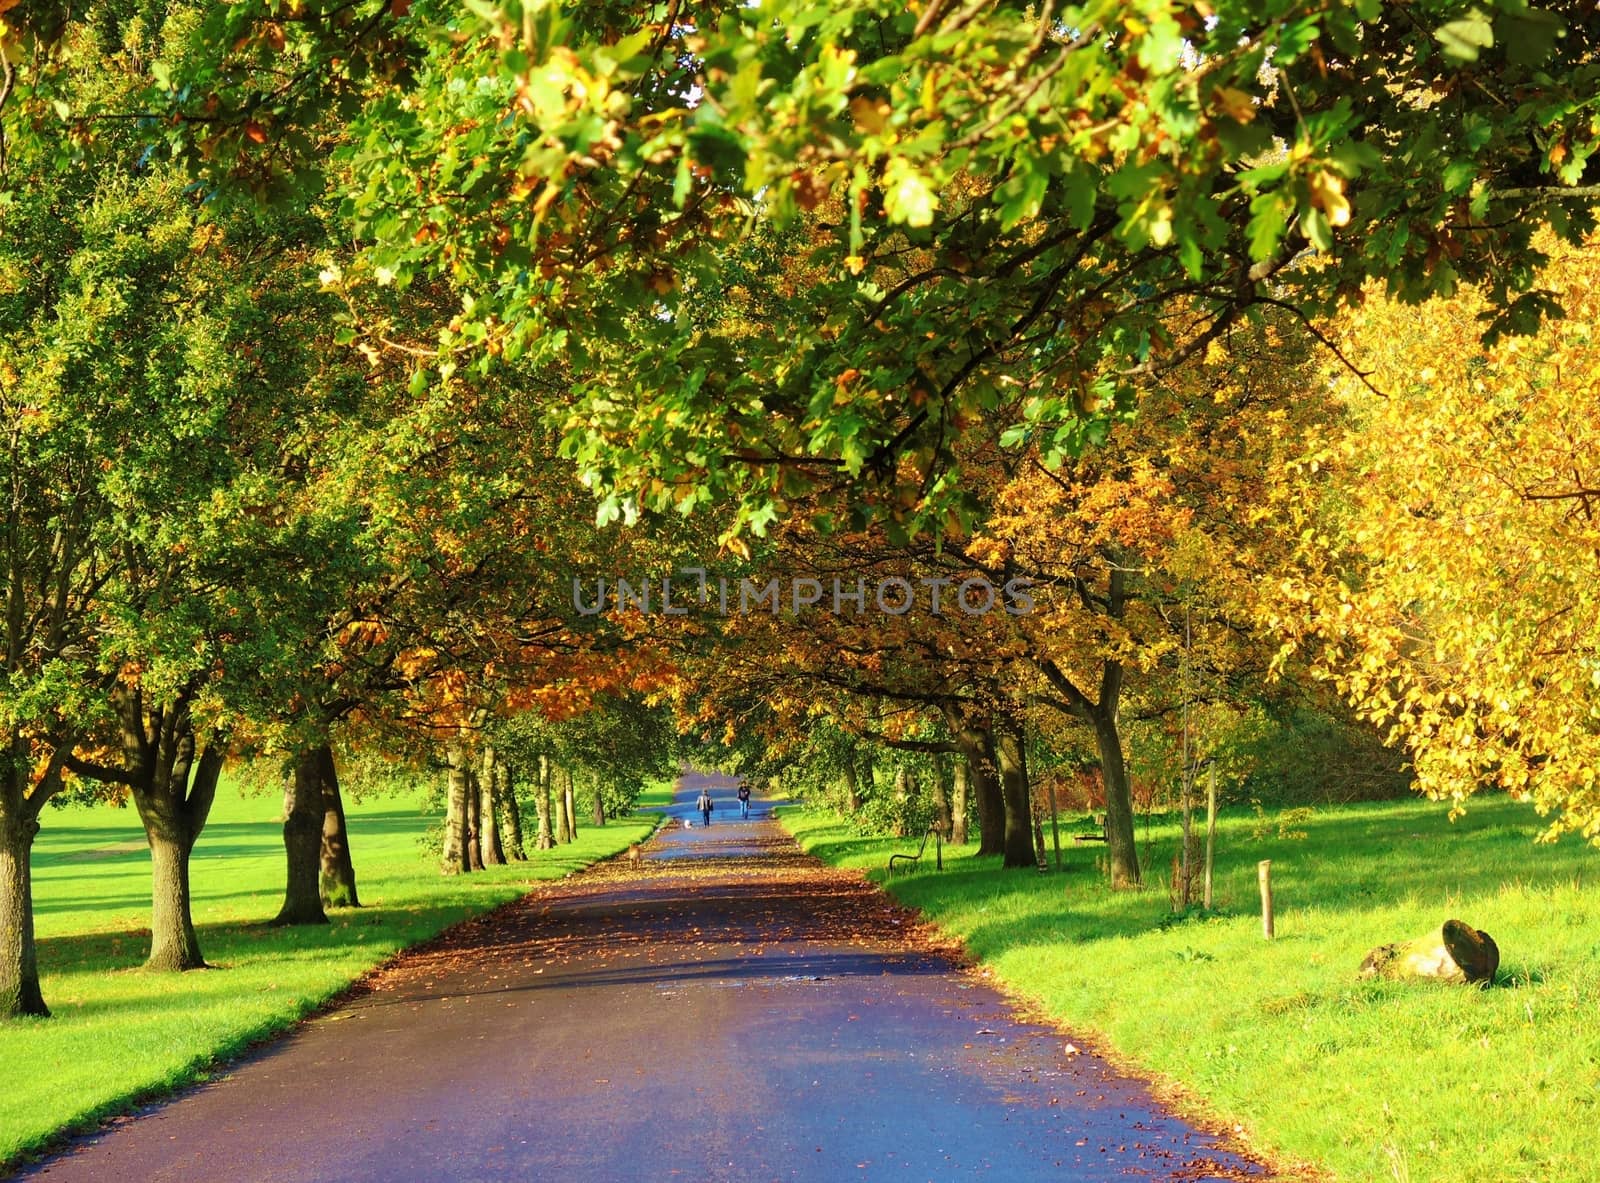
[0,0,349,1004]
[1273,231,1600,842]
[961,313,1332,885]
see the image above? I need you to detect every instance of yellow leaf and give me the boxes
[1214,87,1256,124]
[1309,170,1350,227]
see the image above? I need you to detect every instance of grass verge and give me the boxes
[780,796,1600,1183]
[1,785,661,1170]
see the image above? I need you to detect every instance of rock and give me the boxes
[1358,919,1499,985]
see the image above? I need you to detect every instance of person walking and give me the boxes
[697,787,713,827]
[736,781,751,819]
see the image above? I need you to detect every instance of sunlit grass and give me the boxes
[782,796,1600,1183]
[1,784,659,1169]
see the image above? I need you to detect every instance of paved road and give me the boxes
[24,773,1273,1182]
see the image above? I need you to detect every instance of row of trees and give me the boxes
[4,0,1600,1020]
[0,2,694,1017]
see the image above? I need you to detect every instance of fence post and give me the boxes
[1204,762,1217,910]
[1258,859,1275,940]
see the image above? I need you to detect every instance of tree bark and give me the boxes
[479,747,506,867]
[945,710,1004,857]
[533,755,554,850]
[499,762,526,861]
[66,694,226,957]
[562,767,579,842]
[950,757,970,846]
[855,749,876,810]
[993,715,1037,869]
[144,821,205,970]
[891,766,910,837]
[1094,709,1141,888]
[273,747,329,925]
[0,809,46,1016]
[841,756,863,813]
[135,738,223,967]
[443,743,472,872]
[554,765,572,844]
[466,768,486,871]
[1032,567,1141,888]
[929,751,953,838]
[317,745,359,908]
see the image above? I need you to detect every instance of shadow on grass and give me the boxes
[787,797,1600,958]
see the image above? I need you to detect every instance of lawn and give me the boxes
[0,781,663,1170]
[781,795,1600,1183]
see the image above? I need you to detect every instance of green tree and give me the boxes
[170,0,1600,539]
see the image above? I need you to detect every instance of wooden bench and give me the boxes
[889,827,943,874]
[1072,814,1108,843]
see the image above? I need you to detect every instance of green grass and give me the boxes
[781,796,1600,1183]
[1,785,661,1170]
[635,777,679,809]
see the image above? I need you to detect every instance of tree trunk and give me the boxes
[891,766,910,838]
[591,777,605,827]
[499,762,526,861]
[929,751,953,838]
[274,747,330,924]
[856,750,876,809]
[317,745,359,908]
[443,744,472,872]
[1094,710,1141,888]
[134,737,223,967]
[144,822,205,970]
[554,765,572,844]
[993,716,1037,869]
[479,748,506,867]
[533,755,554,850]
[466,768,486,871]
[0,809,46,1017]
[1359,920,1500,984]
[949,717,1005,858]
[950,757,970,846]
[562,767,579,842]
[841,757,863,813]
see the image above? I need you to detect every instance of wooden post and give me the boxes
[1047,776,1063,872]
[1178,758,1194,909]
[1258,859,1275,939]
[1203,762,1217,911]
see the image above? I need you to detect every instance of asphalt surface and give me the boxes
[22,773,1274,1182]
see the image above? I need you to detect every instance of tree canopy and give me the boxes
[155,0,1600,540]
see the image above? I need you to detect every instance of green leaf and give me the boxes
[1247,192,1289,263]
[1275,18,1320,63]
[1442,159,1477,194]
[996,164,1048,232]
[1437,11,1494,63]
[1501,10,1566,68]
[1178,232,1203,280]
[883,158,937,228]
[1303,207,1332,252]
